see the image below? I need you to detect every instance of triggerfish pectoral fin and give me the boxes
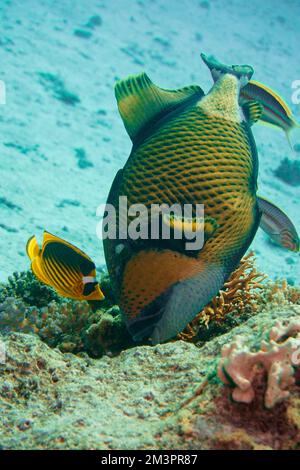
[240,80,299,144]
[258,196,300,252]
[26,231,105,301]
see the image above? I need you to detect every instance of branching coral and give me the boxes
[179,252,267,341]
[218,319,300,408]
[0,271,60,307]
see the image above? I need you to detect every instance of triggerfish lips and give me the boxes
[26,231,104,301]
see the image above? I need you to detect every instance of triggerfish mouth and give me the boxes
[26,53,299,345]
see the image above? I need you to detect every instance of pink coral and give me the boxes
[218,319,300,408]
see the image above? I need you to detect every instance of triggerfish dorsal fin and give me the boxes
[239,80,299,143]
[242,100,263,126]
[257,196,300,252]
[115,72,204,141]
[26,231,105,301]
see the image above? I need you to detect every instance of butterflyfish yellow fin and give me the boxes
[31,256,51,285]
[115,72,204,141]
[26,235,41,260]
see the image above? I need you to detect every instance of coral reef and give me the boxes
[0,296,130,358]
[0,270,131,358]
[1,305,300,450]
[0,271,60,307]
[218,319,300,408]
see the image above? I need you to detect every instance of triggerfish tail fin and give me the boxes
[114,72,204,142]
[258,196,300,252]
[26,231,105,301]
[240,80,299,144]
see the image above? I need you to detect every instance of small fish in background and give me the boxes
[26,231,104,301]
[258,197,300,252]
[239,80,300,145]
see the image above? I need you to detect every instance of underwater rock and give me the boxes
[274,157,300,187]
[38,72,80,106]
[0,303,300,449]
[73,29,93,39]
[85,15,102,29]
[74,147,94,169]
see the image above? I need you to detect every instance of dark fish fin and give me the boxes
[115,73,204,141]
[127,262,226,344]
[242,100,263,126]
[258,196,299,252]
[31,256,50,285]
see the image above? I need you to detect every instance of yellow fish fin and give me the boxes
[115,73,204,141]
[26,235,40,260]
[31,256,51,285]
[242,100,263,126]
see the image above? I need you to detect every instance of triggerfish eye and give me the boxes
[26,231,104,301]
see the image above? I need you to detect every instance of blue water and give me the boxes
[0,0,299,284]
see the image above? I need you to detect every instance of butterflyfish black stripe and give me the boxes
[44,257,71,290]
[46,246,79,287]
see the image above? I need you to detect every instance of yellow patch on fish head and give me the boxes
[198,74,241,123]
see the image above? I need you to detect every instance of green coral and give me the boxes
[0,271,60,307]
[0,270,133,358]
